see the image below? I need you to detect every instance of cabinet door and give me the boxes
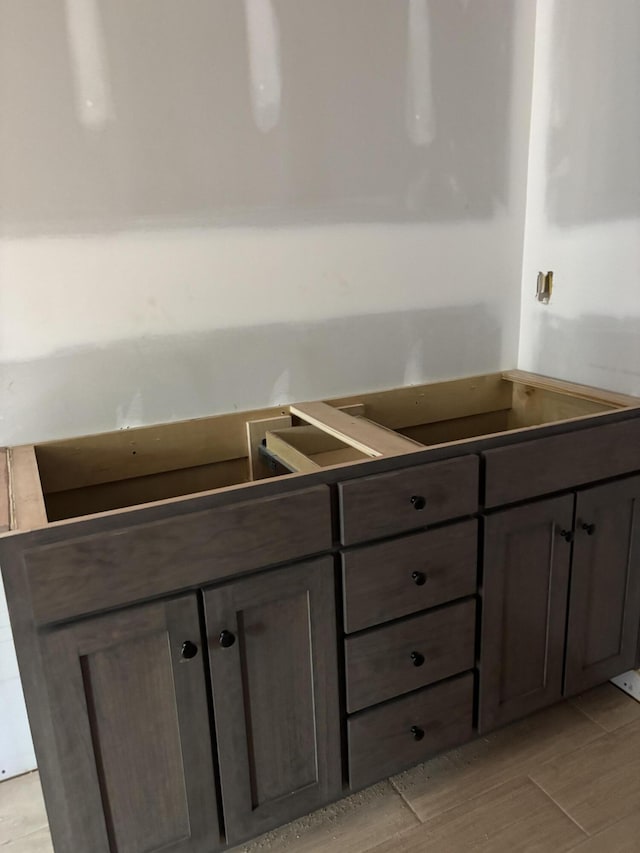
[205,557,341,846]
[565,476,640,696]
[479,495,574,733]
[39,596,221,853]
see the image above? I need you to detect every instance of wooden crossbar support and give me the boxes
[289,402,422,458]
[264,432,323,475]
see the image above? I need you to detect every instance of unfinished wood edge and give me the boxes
[503,370,640,409]
[265,432,323,475]
[7,446,49,531]
[357,417,423,449]
[0,450,9,533]
[246,416,292,481]
[338,403,366,418]
[290,401,422,458]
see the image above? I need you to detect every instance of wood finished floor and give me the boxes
[2,684,640,852]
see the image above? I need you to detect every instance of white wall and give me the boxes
[0,0,536,446]
[0,1,536,777]
[519,0,640,393]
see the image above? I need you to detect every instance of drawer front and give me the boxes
[24,486,333,625]
[348,673,474,790]
[342,519,477,633]
[339,456,479,546]
[484,417,640,508]
[345,599,476,713]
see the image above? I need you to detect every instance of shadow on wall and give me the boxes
[523,311,640,396]
[0,0,518,235]
[546,0,640,225]
[0,303,503,445]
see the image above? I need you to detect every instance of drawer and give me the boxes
[23,485,333,625]
[345,599,476,712]
[484,417,640,508]
[348,672,474,790]
[342,519,477,633]
[338,456,479,545]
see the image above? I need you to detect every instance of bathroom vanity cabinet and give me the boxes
[3,370,640,852]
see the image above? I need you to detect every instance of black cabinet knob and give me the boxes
[410,725,425,741]
[219,630,236,649]
[582,522,596,536]
[560,529,574,543]
[411,570,427,586]
[410,495,426,511]
[181,641,199,660]
[410,651,425,667]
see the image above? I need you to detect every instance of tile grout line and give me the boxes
[528,775,591,838]
[568,700,611,734]
[388,778,423,824]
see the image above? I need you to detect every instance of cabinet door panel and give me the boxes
[40,596,220,853]
[565,476,640,695]
[479,495,574,733]
[205,557,341,846]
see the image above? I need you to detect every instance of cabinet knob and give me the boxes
[410,651,425,667]
[410,725,425,741]
[410,495,426,511]
[560,529,574,543]
[181,641,199,660]
[219,630,236,649]
[411,570,427,586]
[581,522,596,536]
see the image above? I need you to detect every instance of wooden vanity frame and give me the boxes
[3,369,638,533]
[3,369,640,853]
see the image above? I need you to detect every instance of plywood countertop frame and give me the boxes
[4,370,640,534]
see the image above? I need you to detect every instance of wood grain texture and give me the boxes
[483,418,640,508]
[35,404,291,493]
[290,402,422,458]
[339,455,479,546]
[479,495,574,733]
[246,415,292,480]
[345,599,476,713]
[0,450,9,533]
[348,673,474,791]
[265,431,323,474]
[7,446,48,531]
[401,410,512,448]
[38,596,221,853]
[24,485,332,625]
[44,457,249,522]
[530,717,640,836]
[369,777,586,853]
[266,424,368,471]
[329,373,513,431]
[564,476,640,696]
[503,369,640,409]
[205,558,341,845]
[508,384,615,430]
[342,519,478,633]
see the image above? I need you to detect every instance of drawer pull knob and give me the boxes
[582,522,596,536]
[410,495,426,511]
[560,529,574,543]
[410,725,425,741]
[181,641,199,660]
[219,630,236,649]
[410,651,425,667]
[411,570,427,586]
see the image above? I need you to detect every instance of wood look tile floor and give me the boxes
[2,684,640,852]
